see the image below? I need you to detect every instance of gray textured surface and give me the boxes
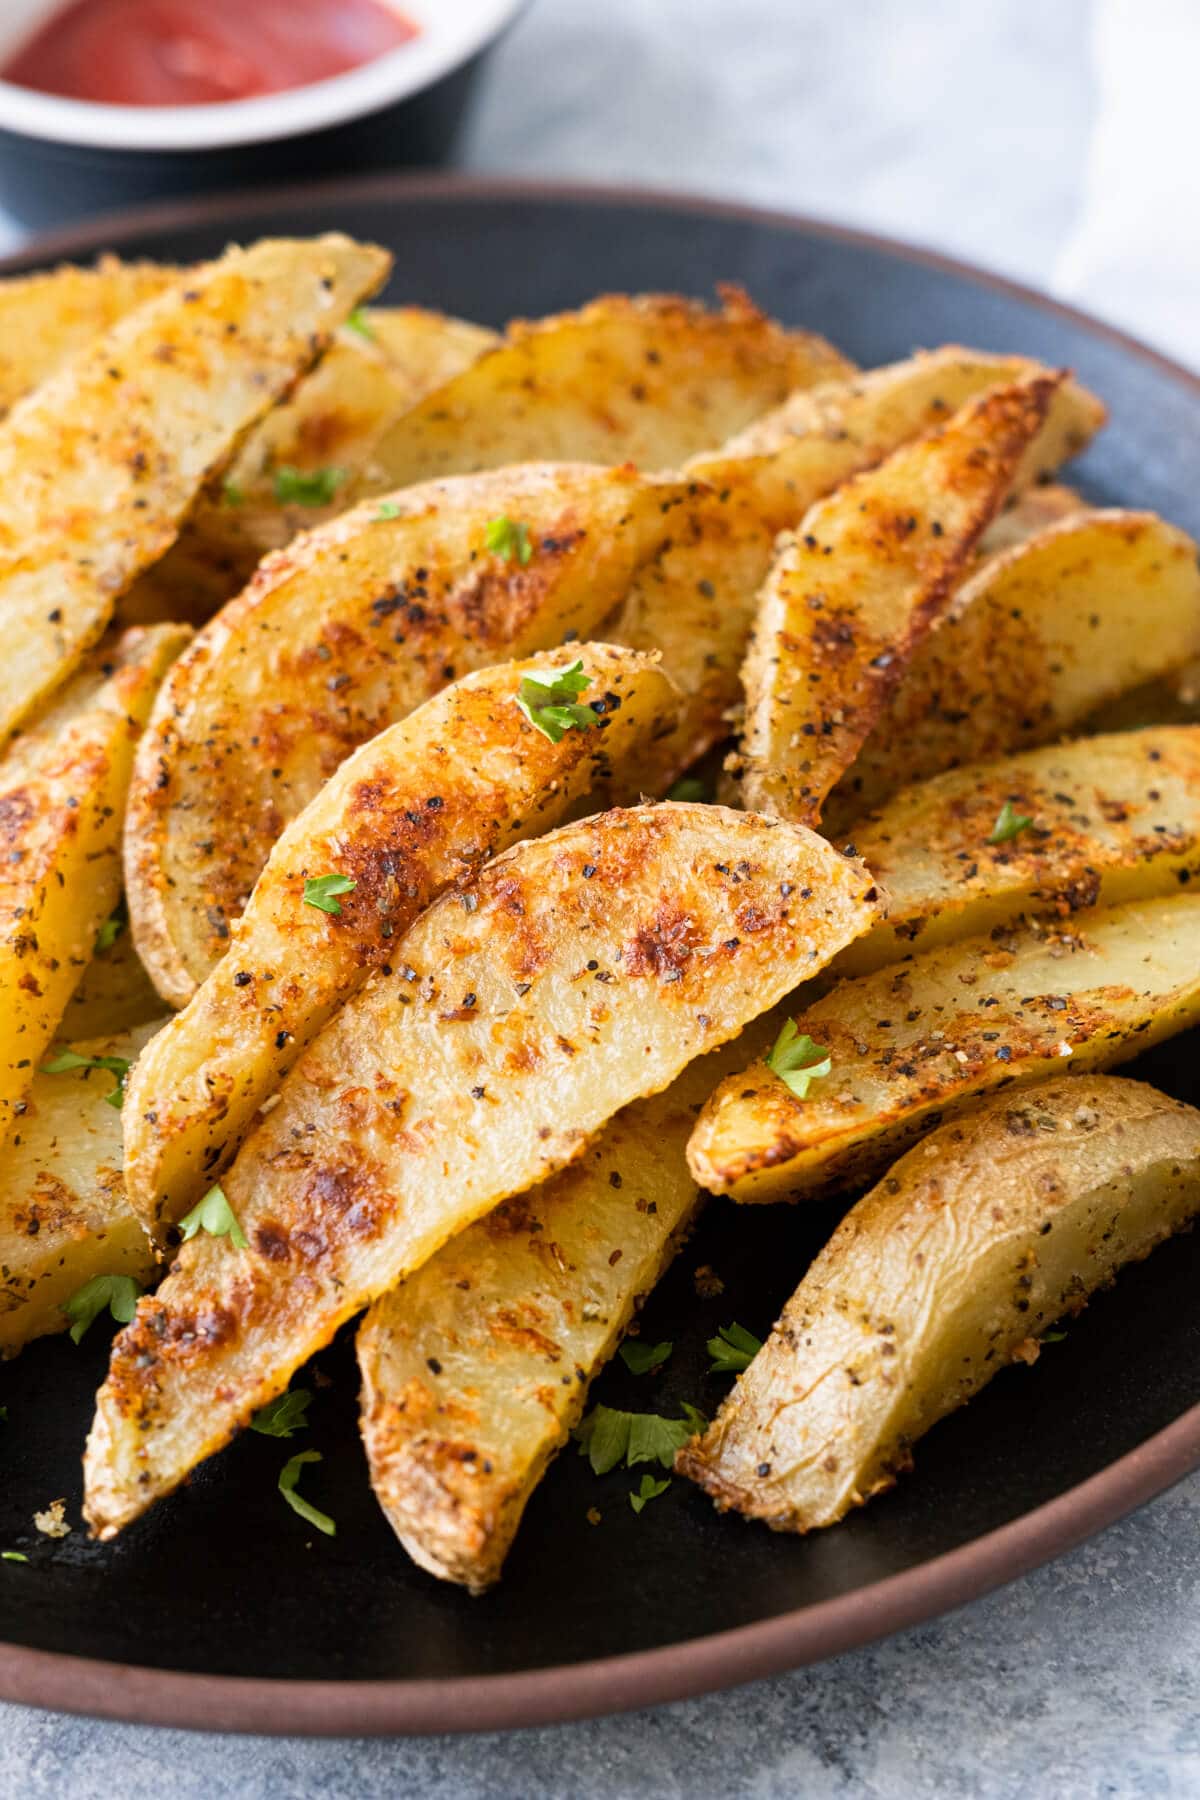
[2,0,1200,1792]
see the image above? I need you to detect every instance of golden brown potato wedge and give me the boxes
[678,1075,1200,1530]
[0,626,188,1146]
[689,893,1200,1203]
[0,1021,163,1357]
[357,1018,778,1591]
[126,463,696,1006]
[837,724,1200,978]
[367,289,853,490]
[733,373,1060,825]
[0,258,178,414]
[824,510,1200,829]
[977,481,1086,553]
[84,803,878,1536]
[0,235,388,744]
[124,643,681,1234]
[60,910,174,1041]
[690,350,1101,535]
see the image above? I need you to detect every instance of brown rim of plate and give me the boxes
[0,173,1197,1737]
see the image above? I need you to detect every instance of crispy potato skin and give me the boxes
[835,724,1200,978]
[0,626,188,1145]
[689,894,1200,1203]
[691,350,1102,536]
[126,464,696,1006]
[678,1076,1200,1530]
[825,510,1200,830]
[123,644,681,1234]
[0,236,388,744]
[84,804,879,1537]
[0,1021,163,1357]
[367,289,853,489]
[733,374,1060,825]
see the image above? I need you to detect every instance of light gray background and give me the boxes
[2,0,1198,1793]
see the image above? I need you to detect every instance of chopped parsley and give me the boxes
[179,1184,249,1250]
[95,898,128,954]
[303,873,357,915]
[515,659,596,744]
[345,307,374,339]
[485,515,534,564]
[62,1273,142,1345]
[1,1552,28,1564]
[708,1322,763,1374]
[278,1450,336,1536]
[250,1389,312,1439]
[666,776,712,803]
[988,799,1034,845]
[40,1047,130,1109]
[222,480,245,508]
[273,464,345,507]
[767,1021,832,1100]
[375,500,402,521]
[618,1339,673,1376]
[630,1474,671,1515]
[572,1403,707,1475]
[1040,1328,1068,1345]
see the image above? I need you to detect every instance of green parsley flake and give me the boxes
[179,1184,249,1250]
[1040,1329,1068,1345]
[618,1339,673,1376]
[250,1389,312,1439]
[630,1474,671,1514]
[40,1047,130,1109]
[62,1273,142,1345]
[1,1552,28,1564]
[273,465,346,507]
[279,1450,336,1536]
[988,799,1034,845]
[345,308,374,339]
[375,500,402,520]
[572,1403,707,1475]
[666,776,711,803]
[95,898,128,954]
[515,659,596,744]
[303,873,357,915]
[485,515,534,565]
[767,1021,832,1100]
[707,1322,763,1374]
[222,480,245,508]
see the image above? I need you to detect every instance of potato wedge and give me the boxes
[357,1019,777,1591]
[0,625,187,1146]
[84,803,878,1536]
[0,258,178,414]
[0,1021,163,1357]
[733,373,1060,825]
[60,914,169,1041]
[0,236,388,744]
[689,893,1200,1203]
[824,510,1200,829]
[367,289,852,490]
[126,463,696,1006]
[124,643,681,1234]
[690,350,1102,535]
[837,725,1200,978]
[977,481,1086,554]
[678,1075,1200,1530]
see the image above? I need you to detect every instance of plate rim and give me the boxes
[1,170,1198,1736]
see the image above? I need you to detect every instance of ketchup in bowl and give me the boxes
[1,0,419,107]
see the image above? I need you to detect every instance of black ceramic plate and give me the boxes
[1,176,1198,1737]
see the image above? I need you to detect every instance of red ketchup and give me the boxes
[2,0,419,106]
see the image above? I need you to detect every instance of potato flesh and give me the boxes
[689,892,1200,1203]
[0,236,388,744]
[125,463,694,1006]
[734,374,1060,825]
[60,925,167,1041]
[84,804,879,1536]
[836,724,1200,978]
[0,1022,163,1357]
[357,1025,774,1591]
[0,626,188,1146]
[678,1075,1200,1530]
[123,644,682,1235]
[367,290,853,491]
[0,259,178,414]
[825,510,1200,829]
